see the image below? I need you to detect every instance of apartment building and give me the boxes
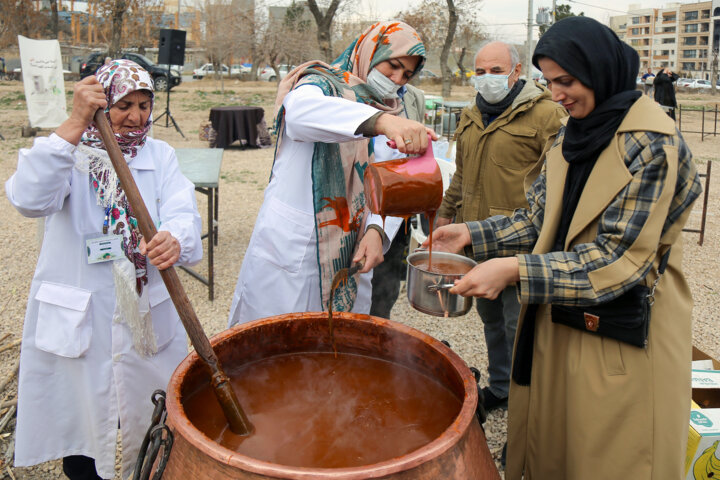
[678,2,711,74]
[612,1,718,79]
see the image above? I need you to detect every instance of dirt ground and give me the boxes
[0,77,719,479]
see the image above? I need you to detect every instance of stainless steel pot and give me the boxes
[406,251,477,317]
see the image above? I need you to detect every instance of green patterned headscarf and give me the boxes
[273,21,426,312]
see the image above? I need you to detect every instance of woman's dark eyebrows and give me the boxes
[393,58,414,74]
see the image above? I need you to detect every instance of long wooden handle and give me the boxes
[93,110,252,435]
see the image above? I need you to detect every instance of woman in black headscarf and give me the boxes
[654,67,680,119]
[424,16,701,479]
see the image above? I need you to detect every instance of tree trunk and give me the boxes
[317,21,332,62]
[440,0,458,98]
[109,0,126,58]
[306,0,341,62]
[453,47,467,79]
[49,0,59,38]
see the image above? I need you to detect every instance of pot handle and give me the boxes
[427,283,456,293]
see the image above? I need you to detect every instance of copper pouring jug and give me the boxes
[363,135,443,217]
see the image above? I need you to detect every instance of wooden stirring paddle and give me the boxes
[93,110,252,436]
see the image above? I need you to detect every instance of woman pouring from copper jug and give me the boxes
[424,16,702,480]
[228,21,436,326]
[6,60,202,479]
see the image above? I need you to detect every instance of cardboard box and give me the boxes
[692,347,720,409]
[686,409,720,479]
[685,347,720,479]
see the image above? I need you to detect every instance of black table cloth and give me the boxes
[209,106,271,148]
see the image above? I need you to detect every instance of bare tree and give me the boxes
[0,0,44,47]
[439,0,458,97]
[398,0,483,97]
[200,0,252,90]
[124,0,165,53]
[254,2,318,82]
[306,0,342,62]
[50,0,59,38]
[109,0,128,57]
[281,1,316,67]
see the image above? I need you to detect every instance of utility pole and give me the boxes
[552,0,557,23]
[525,0,533,80]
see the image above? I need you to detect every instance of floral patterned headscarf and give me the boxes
[81,59,154,158]
[273,21,426,313]
[75,59,157,356]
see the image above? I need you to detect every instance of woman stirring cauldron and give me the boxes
[6,60,202,479]
[425,17,702,479]
[228,21,436,326]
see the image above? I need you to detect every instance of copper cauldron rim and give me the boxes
[165,312,479,479]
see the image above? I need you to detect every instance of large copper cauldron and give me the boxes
[161,312,500,479]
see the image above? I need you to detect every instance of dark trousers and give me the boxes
[63,455,102,480]
[370,222,410,319]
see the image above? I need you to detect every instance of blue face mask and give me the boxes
[472,73,512,104]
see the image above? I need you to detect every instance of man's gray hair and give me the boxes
[476,41,521,66]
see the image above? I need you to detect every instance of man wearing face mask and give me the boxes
[436,41,566,415]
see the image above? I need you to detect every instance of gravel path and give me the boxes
[0,79,718,479]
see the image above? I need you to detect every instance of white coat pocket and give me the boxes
[34,282,92,358]
[147,281,177,351]
[251,197,314,274]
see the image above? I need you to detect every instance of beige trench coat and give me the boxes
[506,96,696,480]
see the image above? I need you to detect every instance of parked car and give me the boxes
[677,78,695,88]
[691,79,712,90]
[258,64,293,82]
[192,63,230,79]
[80,52,182,91]
[452,68,474,79]
[230,64,252,77]
[520,70,547,86]
[416,69,439,80]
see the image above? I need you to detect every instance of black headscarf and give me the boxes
[532,16,641,251]
[513,17,642,386]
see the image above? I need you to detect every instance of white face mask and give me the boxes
[366,68,401,99]
[472,70,515,104]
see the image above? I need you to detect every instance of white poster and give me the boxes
[18,35,68,128]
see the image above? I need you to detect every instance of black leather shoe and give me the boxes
[481,387,508,411]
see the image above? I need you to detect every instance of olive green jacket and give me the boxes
[437,81,566,223]
[402,83,425,123]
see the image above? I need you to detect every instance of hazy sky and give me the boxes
[343,0,705,42]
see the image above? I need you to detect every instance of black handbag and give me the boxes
[550,250,670,348]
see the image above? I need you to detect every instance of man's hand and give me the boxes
[450,257,520,299]
[353,228,384,273]
[435,216,452,228]
[421,223,471,254]
[139,231,181,270]
[374,114,438,155]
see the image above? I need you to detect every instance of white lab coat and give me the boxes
[6,134,202,479]
[228,85,403,326]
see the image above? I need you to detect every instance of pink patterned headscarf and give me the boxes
[81,59,154,158]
